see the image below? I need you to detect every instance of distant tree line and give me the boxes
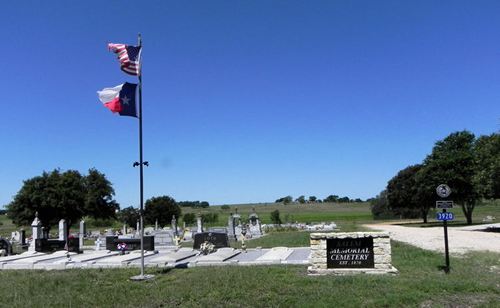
[371,131,499,224]
[275,195,363,204]
[177,201,210,208]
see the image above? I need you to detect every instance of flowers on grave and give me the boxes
[117,242,128,254]
[199,241,216,255]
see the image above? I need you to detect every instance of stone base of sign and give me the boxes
[307,232,398,276]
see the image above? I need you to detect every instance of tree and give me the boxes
[418,131,478,224]
[387,164,423,220]
[270,209,282,225]
[323,195,339,203]
[473,133,500,199]
[144,196,181,227]
[275,196,293,204]
[308,196,317,203]
[83,168,119,220]
[118,206,140,227]
[7,169,118,231]
[370,190,391,218]
[338,196,350,203]
[295,195,306,204]
[183,213,196,225]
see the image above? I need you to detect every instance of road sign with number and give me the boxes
[437,212,454,221]
[436,200,453,209]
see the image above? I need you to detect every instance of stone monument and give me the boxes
[29,212,42,251]
[196,213,203,233]
[58,219,67,241]
[308,232,398,275]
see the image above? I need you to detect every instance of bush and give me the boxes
[221,205,230,210]
[201,213,218,224]
[270,210,282,225]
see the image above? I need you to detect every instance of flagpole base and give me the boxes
[130,274,155,281]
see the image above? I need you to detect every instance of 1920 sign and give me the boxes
[327,237,374,268]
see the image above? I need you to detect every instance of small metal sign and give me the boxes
[436,200,453,209]
[437,212,454,221]
[436,184,451,198]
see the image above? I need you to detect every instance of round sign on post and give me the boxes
[436,184,451,198]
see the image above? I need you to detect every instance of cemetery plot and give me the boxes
[196,248,241,264]
[148,248,197,265]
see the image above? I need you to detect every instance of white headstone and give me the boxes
[79,220,85,248]
[58,219,67,241]
[29,213,42,251]
[197,215,203,233]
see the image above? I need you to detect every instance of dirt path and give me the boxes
[364,223,500,255]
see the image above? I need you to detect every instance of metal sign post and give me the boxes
[436,184,453,274]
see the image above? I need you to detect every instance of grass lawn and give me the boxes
[0,241,498,307]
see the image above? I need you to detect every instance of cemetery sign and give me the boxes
[327,237,374,268]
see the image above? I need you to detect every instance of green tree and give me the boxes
[183,213,196,225]
[83,168,119,220]
[417,131,478,224]
[308,196,317,203]
[295,195,306,204]
[144,196,181,227]
[118,206,140,227]
[7,169,117,231]
[473,133,500,199]
[323,195,339,203]
[270,209,282,225]
[370,190,392,219]
[387,164,423,220]
[275,196,293,204]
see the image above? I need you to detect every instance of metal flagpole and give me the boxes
[131,33,154,281]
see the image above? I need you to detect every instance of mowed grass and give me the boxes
[0,241,498,307]
[400,200,500,227]
[183,202,373,226]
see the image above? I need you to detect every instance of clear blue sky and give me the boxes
[1,1,499,208]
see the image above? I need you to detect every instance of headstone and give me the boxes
[20,229,26,245]
[136,220,140,235]
[227,213,235,240]
[58,219,67,241]
[105,236,155,251]
[308,232,398,275]
[155,219,159,231]
[248,208,262,236]
[35,238,80,253]
[29,212,42,251]
[79,220,86,248]
[95,238,102,251]
[122,224,127,235]
[196,214,203,233]
[0,238,12,256]
[171,215,178,236]
[193,232,229,250]
[154,231,174,248]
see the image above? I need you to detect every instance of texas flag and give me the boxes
[97,82,138,118]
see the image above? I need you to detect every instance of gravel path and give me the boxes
[365,223,500,255]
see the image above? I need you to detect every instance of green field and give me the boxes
[182,202,373,226]
[0,240,498,307]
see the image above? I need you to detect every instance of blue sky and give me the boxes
[1,1,499,208]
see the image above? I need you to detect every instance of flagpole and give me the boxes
[131,33,153,281]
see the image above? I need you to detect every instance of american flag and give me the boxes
[108,43,142,76]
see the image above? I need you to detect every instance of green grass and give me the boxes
[0,241,498,307]
[400,200,500,227]
[0,214,22,238]
[183,202,373,227]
